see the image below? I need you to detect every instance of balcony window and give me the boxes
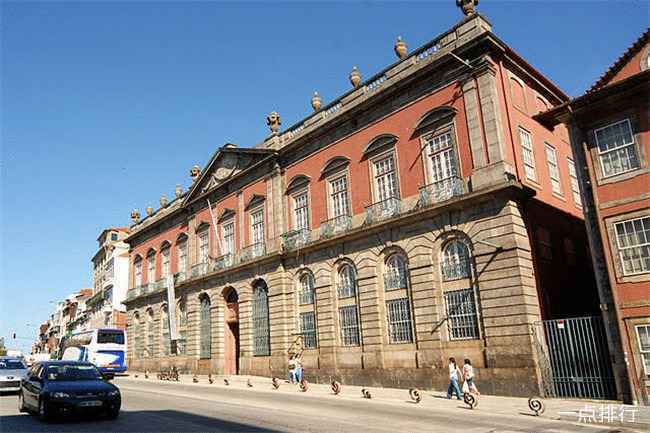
[337,264,356,299]
[595,119,639,178]
[567,158,582,208]
[222,221,235,256]
[339,305,360,346]
[424,129,457,184]
[373,155,399,202]
[147,254,156,284]
[384,255,408,291]
[198,229,209,265]
[329,176,350,219]
[298,273,315,305]
[300,311,317,349]
[615,216,650,275]
[441,240,471,281]
[134,260,142,288]
[519,127,537,181]
[250,209,265,246]
[444,288,479,340]
[387,298,413,343]
[161,248,170,279]
[545,143,562,195]
[293,191,310,231]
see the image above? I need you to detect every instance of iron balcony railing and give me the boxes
[440,258,471,281]
[419,176,465,207]
[191,262,209,278]
[320,214,352,239]
[174,270,188,284]
[240,242,266,263]
[127,285,145,300]
[213,253,235,271]
[337,281,357,299]
[155,278,168,291]
[282,228,311,251]
[384,269,408,291]
[365,197,402,225]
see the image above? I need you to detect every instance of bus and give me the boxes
[59,328,127,374]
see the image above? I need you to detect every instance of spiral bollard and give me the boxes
[192,374,199,383]
[299,379,309,392]
[223,378,230,386]
[361,388,372,399]
[409,388,421,403]
[528,397,545,416]
[144,370,149,379]
[208,373,214,384]
[331,381,341,395]
[247,379,253,388]
[463,392,478,409]
[271,377,280,389]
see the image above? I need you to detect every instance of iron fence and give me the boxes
[320,215,352,239]
[419,176,465,207]
[364,197,402,225]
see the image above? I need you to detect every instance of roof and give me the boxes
[96,227,130,242]
[589,29,650,92]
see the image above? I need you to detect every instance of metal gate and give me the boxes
[533,316,616,400]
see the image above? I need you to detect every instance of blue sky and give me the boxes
[1,1,648,353]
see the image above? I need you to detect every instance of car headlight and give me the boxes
[108,390,120,397]
[51,392,71,398]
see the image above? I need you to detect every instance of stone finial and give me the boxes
[349,66,362,88]
[175,184,182,198]
[190,165,201,181]
[394,36,408,59]
[160,194,169,207]
[456,0,479,16]
[131,209,141,223]
[146,206,154,216]
[266,111,281,134]
[311,91,322,111]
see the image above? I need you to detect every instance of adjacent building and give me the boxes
[87,227,130,329]
[538,30,650,404]
[122,6,607,398]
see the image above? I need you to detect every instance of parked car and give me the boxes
[0,357,28,393]
[19,361,120,421]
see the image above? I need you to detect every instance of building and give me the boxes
[122,5,605,398]
[87,227,130,329]
[65,288,93,334]
[537,30,650,404]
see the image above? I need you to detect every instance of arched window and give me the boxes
[146,250,156,284]
[384,255,408,291]
[161,244,171,279]
[177,299,187,355]
[441,240,471,281]
[337,264,356,298]
[145,309,155,358]
[161,305,170,356]
[298,273,315,305]
[252,281,270,356]
[134,256,143,288]
[199,295,211,359]
[176,234,188,279]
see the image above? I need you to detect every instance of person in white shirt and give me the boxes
[446,357,462,400]
[462,358,480,395]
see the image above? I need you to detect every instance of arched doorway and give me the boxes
[223,288,240,375]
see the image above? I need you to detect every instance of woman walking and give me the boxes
[462,358,480,396]
[446,357,462,400]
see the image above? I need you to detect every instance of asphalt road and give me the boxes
[0,378,645,433]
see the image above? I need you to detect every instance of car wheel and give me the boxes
[37,398,49,422]
[106,406,120,420]
[18,392,28,413]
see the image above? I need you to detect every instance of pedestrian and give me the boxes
[446,357,462,400]
[294,352,303,383]
[287,354,297,384]
[462,358,480,396]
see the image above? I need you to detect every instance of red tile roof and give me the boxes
[589,29,649,92]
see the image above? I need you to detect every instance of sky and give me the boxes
[1,1,648,353]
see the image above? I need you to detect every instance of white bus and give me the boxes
[59,328,127,374]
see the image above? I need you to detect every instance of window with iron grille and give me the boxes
[251,209,265,246]
[441,240,471,280]
[134,317,144,357]
[177,301,187,355]
[330,176,350,218]
[384,255,408,291]
[374,155,399,202]
[293,192,310,231]
[147,254,156,283]
[636,325,650,375]
[146,311,155,357]
[339,305,360,346]
[176,239,187,274]
[595,119,639,178]
[252,283,270,356]
[545,143,562,195]
[298,273,315,305]
[518,127,536,181]
[134,260,142,287]
[614,216,650,275]
[444,289,479,340]
[300,312,317,349]
[161,307,171,356]
[222,222,234,255]
[337,265,356,298]
[161,248,170,278]
[199,296,211,358]
[567,158,582,208]
[198,229,209,264]
[386,298,413,343]
[424,130,457,183]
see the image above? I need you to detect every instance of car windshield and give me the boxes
[46,364,102,381]
[0,360,25,369]
[97,331,124,345]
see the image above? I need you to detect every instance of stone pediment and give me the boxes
[184,146,274,205]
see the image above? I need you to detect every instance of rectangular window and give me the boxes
[330,176,350,218]
[161,249,170,278]
[300,312,317,349]
[519,127,536,181]
[545,143,562,194]
[293,192,310,231]
[386,298,413,343]
[536,227,553,260]
[339,306,360,346]
[614,216,650,275]
[177,242,187,274]
[251,209,265,245]
[424,130,457,183]
[595,119,639,177]
[105,258,114,279]
[222,222,235,255]
[147,256,155,283]
[636,325,650,375]
[567,158,582,208]
[444,288,479,340]
[198,230,209,264]
[110,233,118,241]
[374,155,399,202]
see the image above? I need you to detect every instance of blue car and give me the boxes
[18,361,121,421]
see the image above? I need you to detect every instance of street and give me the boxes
[1,377,648,433]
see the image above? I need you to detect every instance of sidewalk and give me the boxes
[119,373,650,431]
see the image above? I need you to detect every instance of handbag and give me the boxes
[461,380,470,394]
